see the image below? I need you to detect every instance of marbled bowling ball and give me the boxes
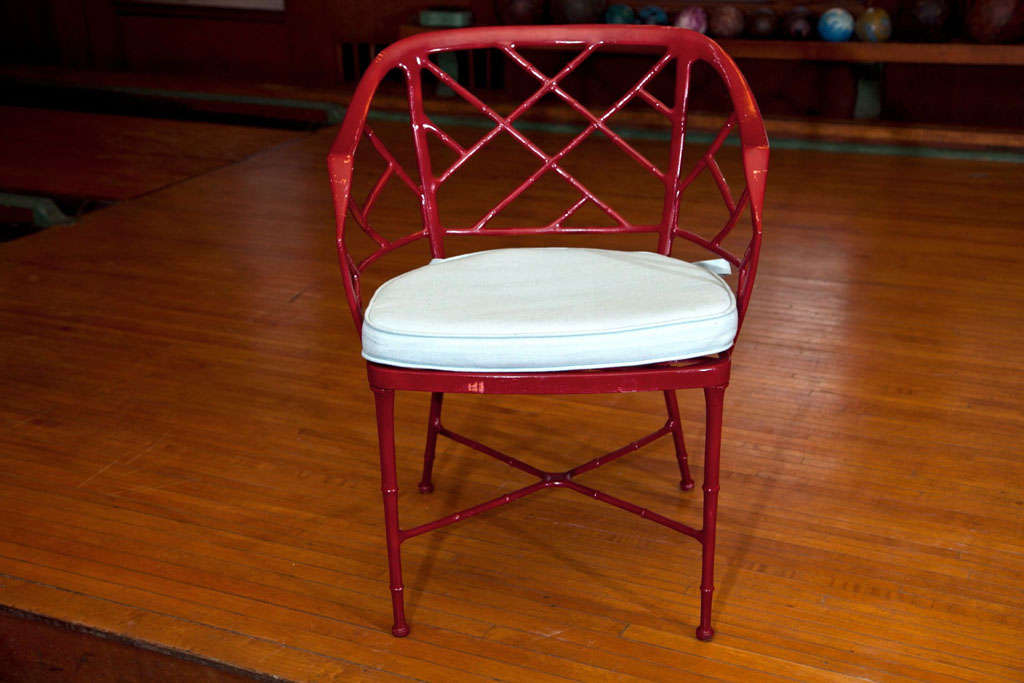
[746,7,778,36]
[855,7,893,41]
[966,0,1024,43]
[781,6,814,38]
[675,6,709,32]
[638,4,669,24]
[708,5,746,37]
[818,7,855,40]
[897,0,951,41]
[551,0,608,23]
[498,0,546,24]
[605,3,636,23]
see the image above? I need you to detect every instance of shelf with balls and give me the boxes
[396,1,1024,142]
[490,1,1024,65]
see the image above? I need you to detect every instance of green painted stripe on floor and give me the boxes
[0,193,73,227]
[766,136,1024,163]
[98,85,348,124]
[15,78,1022,163]
[365,109,1024,164]
[12,80,347,124]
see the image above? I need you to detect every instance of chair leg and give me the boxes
[664,390,695,491]
[418,392,444,494]
[696,385,725,641]
[373,388,410,637]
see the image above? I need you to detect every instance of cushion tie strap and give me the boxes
[692,259,731,276]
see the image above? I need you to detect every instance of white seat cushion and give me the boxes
[362,248,737,372]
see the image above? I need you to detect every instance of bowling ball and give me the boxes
[605,3,636,23]
[897,0,951,41]
[675,6,709,32]
[551,0,607,23]
[497,0,546,24]
[818,7,855,40]
[637,5,669,24]
[781,6,814,38]
[855,7,893,41]
[966,0,1024,42]
[746,7,778,36]
[708,5,746,37]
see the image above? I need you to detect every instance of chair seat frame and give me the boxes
[369,358,728,640]
[328,25,768,641]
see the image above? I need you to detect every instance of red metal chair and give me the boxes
[328,25,768,641]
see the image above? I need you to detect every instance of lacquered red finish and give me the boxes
[328,25,768,641]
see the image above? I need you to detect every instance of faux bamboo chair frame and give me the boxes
[328,25,768,641]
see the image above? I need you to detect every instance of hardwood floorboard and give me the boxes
[1,116,1022,681]
[0,106,301,201]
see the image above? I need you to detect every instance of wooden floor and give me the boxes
[0,105,300,200]
[1,113,1023,681]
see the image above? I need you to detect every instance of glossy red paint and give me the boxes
[328,25,768,641]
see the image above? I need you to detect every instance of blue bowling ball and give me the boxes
[637,5,669,24]
[818,7,855,41]
[605,3,636,23]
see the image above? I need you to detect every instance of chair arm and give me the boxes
[327,53,416,332]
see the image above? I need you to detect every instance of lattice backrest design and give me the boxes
[329,26,768,334]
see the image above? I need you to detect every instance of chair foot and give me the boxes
[695,625,714,641]
[679,479,695,491]
[392,623,410,637]
[417,481,434,494]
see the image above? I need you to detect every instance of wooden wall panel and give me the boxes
[1,1,337,83]
[0,2,60,66]
[283,0,334,84]
[117,13,291,79]
[883,64,1024,129]
[328,0,469,43]
[0,1,1018,128]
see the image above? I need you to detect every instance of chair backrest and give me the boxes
[329,25,768,335]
